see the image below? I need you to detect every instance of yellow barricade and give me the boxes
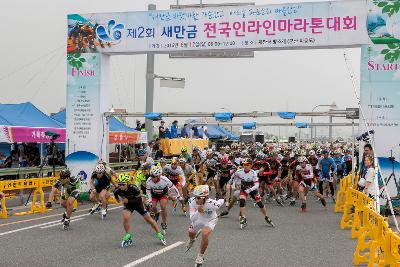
[386,231,400,266]
[340,187,359,229]
[335,174,354,213]
[354,206,388,266]
[351,189,375,239]
[0,177,57,219]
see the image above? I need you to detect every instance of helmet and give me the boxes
[137,149,146,156]
[193,146,200,153]
[277,154,283,161]
[193,185,209,198]
[150,166,162,177]
[316,149,322,155]
[181,146,187,153]
[179,158,186,164]
[171,157,178,164]
[334,149,341,154]
[298,156,307,163]
[207,149,213,155]
[309,150,315,156]
[322,149,329,155]
[220,157,229,165]
[95,164,105,173]
[60,169,71,179]
[117,173,130,184]
[242,158,252,165]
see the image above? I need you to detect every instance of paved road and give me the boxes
[0,198,355,267]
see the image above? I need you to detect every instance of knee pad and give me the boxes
[239,199,246,207]
[256,201,264,208]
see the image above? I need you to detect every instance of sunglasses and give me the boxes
[195,197,205,200]
[118,183,127,186]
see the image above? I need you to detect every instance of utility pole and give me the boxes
[145,4,156,142]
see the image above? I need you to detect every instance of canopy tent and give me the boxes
[50,110,147,144]
[202,125,239,140]
[0,102,65,143]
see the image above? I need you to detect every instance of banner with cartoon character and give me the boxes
[361,0,400,198]
[67,0,368,54]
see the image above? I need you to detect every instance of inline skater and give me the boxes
[114,173,166,247]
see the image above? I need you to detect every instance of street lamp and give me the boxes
[311,102,337,140]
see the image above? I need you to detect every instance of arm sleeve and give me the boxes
[210,199,225,211]
[179,167,186,186]
[189,199,199,222]
[249,173,260,192]
[145,181,152,203]
[167,178,180,197]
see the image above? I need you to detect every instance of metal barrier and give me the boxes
[0,177,57,219]
[337,174,400,266]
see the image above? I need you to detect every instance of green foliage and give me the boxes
[380,43,400,63]
[373,0,400,17]
[67,52,86,69]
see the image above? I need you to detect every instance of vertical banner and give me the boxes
[361,0,400,198]
[66,53,109,191]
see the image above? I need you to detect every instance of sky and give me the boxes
[0,0,361,138]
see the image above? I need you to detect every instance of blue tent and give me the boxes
[50,109,66,125]
[0,102,64,128]
[108,117,137,132]
[0,114,11,125]
[198,125,238,140]
[50,110,137,132]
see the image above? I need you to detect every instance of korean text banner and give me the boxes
[360,0,400,197]
[67,0,368,54]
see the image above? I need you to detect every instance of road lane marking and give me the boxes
[0,206,122,237]
[40,218,84,229]
[122,241,185,267]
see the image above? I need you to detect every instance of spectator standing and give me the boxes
[159,121,166,139]
[171,120,178,138]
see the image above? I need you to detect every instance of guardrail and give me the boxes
[337,174,400,266]
[0,166,65,177]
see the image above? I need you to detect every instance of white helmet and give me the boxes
[150,166,162,176]
[309,150,315,156]
[95,164,105,173]
[193,185,209,198]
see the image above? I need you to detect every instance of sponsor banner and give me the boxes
[360,0,400,198]
[67,0,368,54]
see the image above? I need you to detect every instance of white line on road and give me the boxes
[0,206,122,237]
[122,241,185,267]
[40,218,84,229]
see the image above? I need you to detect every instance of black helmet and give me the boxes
[60,169,71,179]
